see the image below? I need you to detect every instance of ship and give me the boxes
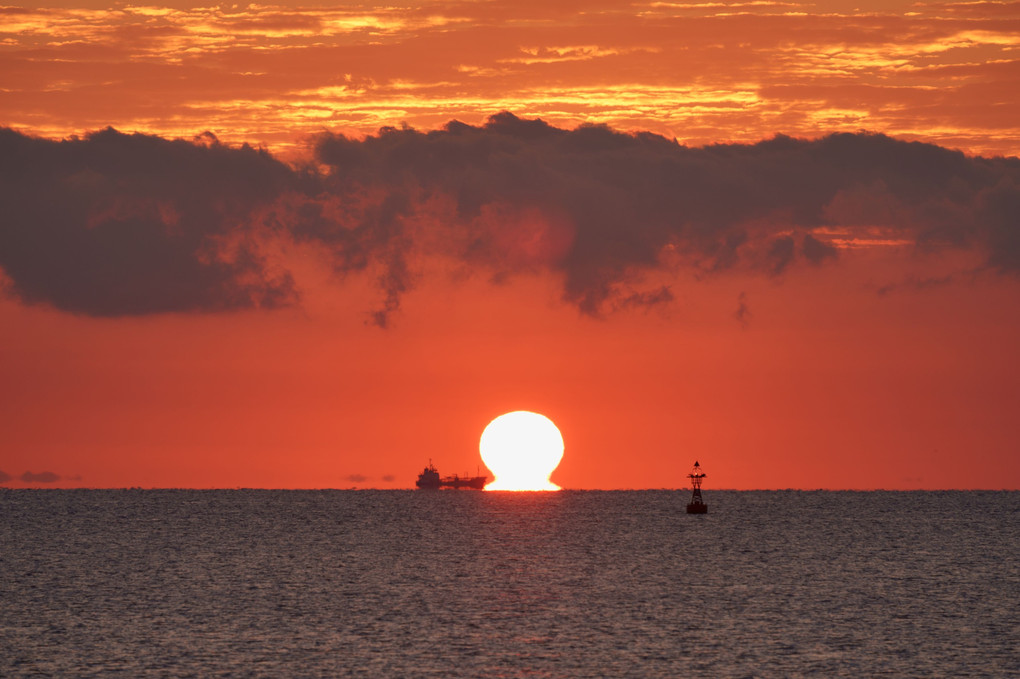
[415,461,488,489]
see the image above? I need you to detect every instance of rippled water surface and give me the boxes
[2,490,1017,677]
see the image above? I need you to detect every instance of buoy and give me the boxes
[686,460,707,514]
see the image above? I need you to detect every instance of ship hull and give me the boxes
[440,476,487,490]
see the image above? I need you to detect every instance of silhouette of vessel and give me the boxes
[416,461,488,489]
[686,460,708,514]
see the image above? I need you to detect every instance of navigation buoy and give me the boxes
[686,460,707,514]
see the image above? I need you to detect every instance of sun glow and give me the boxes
[480,411,564,491]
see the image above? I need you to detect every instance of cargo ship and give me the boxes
[415,461,488,489]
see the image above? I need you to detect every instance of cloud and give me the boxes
[20,471,60,483]
[876,273,959,297]
[6,1,1020,159]
[767,236,796,276]
[735,291,751,328]
[2,115,1019,323]
[346,474,368,483]
[618,286,674,310]
[0,470,11,484]
[0,127,298,316]
[382,474,396,482]
[979,177,1020,273]
[312,114,1020,315]
[802,233,839,265]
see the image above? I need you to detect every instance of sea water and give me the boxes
[1,490,1017,677]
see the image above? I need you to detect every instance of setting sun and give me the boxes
[480,411,564,491]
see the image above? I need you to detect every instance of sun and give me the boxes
[480,411,564,491]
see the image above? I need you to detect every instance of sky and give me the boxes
[1,0,1018,489]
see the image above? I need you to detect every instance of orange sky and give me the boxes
[3,0,1020,157]
[1,0,1019,489]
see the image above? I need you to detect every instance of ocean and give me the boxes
[1,490,1017,677]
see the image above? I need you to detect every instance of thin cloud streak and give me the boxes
[20,471,61,483]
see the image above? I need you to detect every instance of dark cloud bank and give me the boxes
[2,114,1018,324]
